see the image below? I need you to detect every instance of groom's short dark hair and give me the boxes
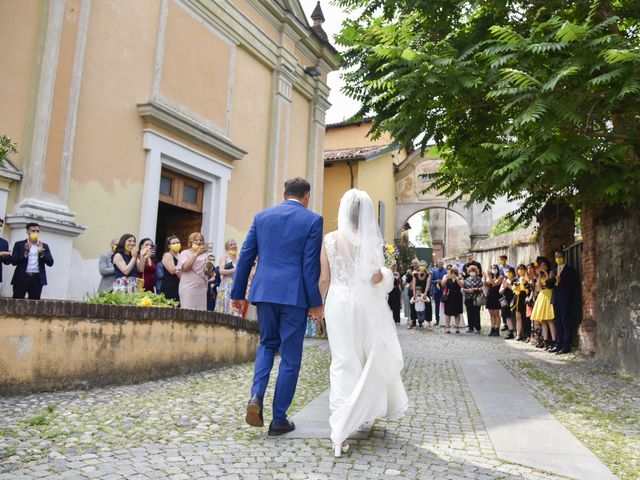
[284,177,311,198]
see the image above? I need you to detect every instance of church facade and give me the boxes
[0,0,337,299]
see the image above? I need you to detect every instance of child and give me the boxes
[410,287,432,330]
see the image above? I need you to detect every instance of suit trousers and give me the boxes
[252,302,307,421]
[13,275,43,300]
[553,300,573,348]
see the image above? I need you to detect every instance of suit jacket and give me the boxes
[11,240,54,286]
[0,237,12,283]
[551,264,578,307]
[98,251,115,292]
[231,199,323,309]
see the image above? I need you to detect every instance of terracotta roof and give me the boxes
[324,144,395,163]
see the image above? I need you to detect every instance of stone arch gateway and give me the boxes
[395,150,496,248]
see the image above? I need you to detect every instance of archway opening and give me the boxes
[402,207,471,264]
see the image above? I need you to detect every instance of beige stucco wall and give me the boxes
[0,0,44,170]
[68,0,161,259]
[322,162,355,234]
[0,315,259,394]
[160,0,232,130]
[324,123,393,150]
[287,89,311,180]
[225,47,273,242]
[357,154,397,242]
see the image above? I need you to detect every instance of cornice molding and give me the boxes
[137,99,247,161]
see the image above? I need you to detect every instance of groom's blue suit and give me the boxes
[231,199,323,421]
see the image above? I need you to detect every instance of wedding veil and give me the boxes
[336,189,385,287]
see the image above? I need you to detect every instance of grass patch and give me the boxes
[1,446,17,459]
[24,415,50,427]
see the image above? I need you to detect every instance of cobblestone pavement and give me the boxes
[1,318,637,480]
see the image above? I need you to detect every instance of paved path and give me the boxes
[0,321,624,479]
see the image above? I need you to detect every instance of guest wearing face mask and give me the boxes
[112,234,140,293]
[462,265,483,333]
[431,259,447,326]
[484,264,503,336]
[499,267,517,339]
[513,264,531,341]
[176,232,210,310]
[97,239,118,292]
[11,222,54,300]
[462,252,482,278]
[550,250,579,354]
[0,218,13,287]
[411,263,432,328]
[160,235,181,302]
[531,259,557,350]
[215,239,240,315]
[388,263,403,324]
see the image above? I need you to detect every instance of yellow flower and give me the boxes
[386,244,395,254]
[138,296,153,307]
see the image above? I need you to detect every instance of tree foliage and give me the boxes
[418,210,432,245]
[335,0,640,221]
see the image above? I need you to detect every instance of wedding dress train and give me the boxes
[324,228,408,450]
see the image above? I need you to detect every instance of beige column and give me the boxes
[307,96,329,214]
[265,65,296,206]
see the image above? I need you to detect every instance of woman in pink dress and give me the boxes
[176,232,210,310]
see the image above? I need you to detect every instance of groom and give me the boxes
[231,177,324,435]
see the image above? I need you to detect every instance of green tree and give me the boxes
[0,135,17,160]
[489,215,528,237]
[336,0,640,222]
[419,210,432,245]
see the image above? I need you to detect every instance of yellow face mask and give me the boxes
[556,258,565,266]
[517,269,526,276]
[192,244,200,251]
[229,248,238,255]
[29,233,39,242]
[170,243,181,253]
[507,272,515,280]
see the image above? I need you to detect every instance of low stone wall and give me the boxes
[0,299,260,395]
[471,227,540,269]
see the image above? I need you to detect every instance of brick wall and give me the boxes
[536,200,575,260]
[580,208,598,355]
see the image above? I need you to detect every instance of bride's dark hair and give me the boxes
[349,199,361,228]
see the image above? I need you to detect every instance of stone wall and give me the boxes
[594,204,640,376]
[471,227,540,270]
[0,299,260,395]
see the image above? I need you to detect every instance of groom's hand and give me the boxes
[308,305,324,321]
[231,299,245,312]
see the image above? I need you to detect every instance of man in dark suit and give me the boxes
[11,222,54,300]
[551,250,579,354]
[231,177,323,436]
[462,252,482,278]
[0,218,13,284]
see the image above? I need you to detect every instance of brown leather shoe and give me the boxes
[245,395,263,427]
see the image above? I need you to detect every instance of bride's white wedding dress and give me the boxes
[323,193,408,449]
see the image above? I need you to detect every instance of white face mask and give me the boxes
[469,272,477,277]
[491,269,498,274]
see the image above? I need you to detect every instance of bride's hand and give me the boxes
[371,270,383,284]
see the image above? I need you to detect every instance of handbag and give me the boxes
[441,287,449,303]
[499,295,509,308]
[474,291,487,307]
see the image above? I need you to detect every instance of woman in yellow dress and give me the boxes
[530,260,557,350]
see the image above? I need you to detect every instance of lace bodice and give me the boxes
[324,231,355,288]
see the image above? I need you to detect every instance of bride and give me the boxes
[319,189,408,457]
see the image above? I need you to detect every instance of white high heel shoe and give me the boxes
[333,441,349,457]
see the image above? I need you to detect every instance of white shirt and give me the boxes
[26,242,39,273]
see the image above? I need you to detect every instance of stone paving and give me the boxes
[1,318,637,480]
